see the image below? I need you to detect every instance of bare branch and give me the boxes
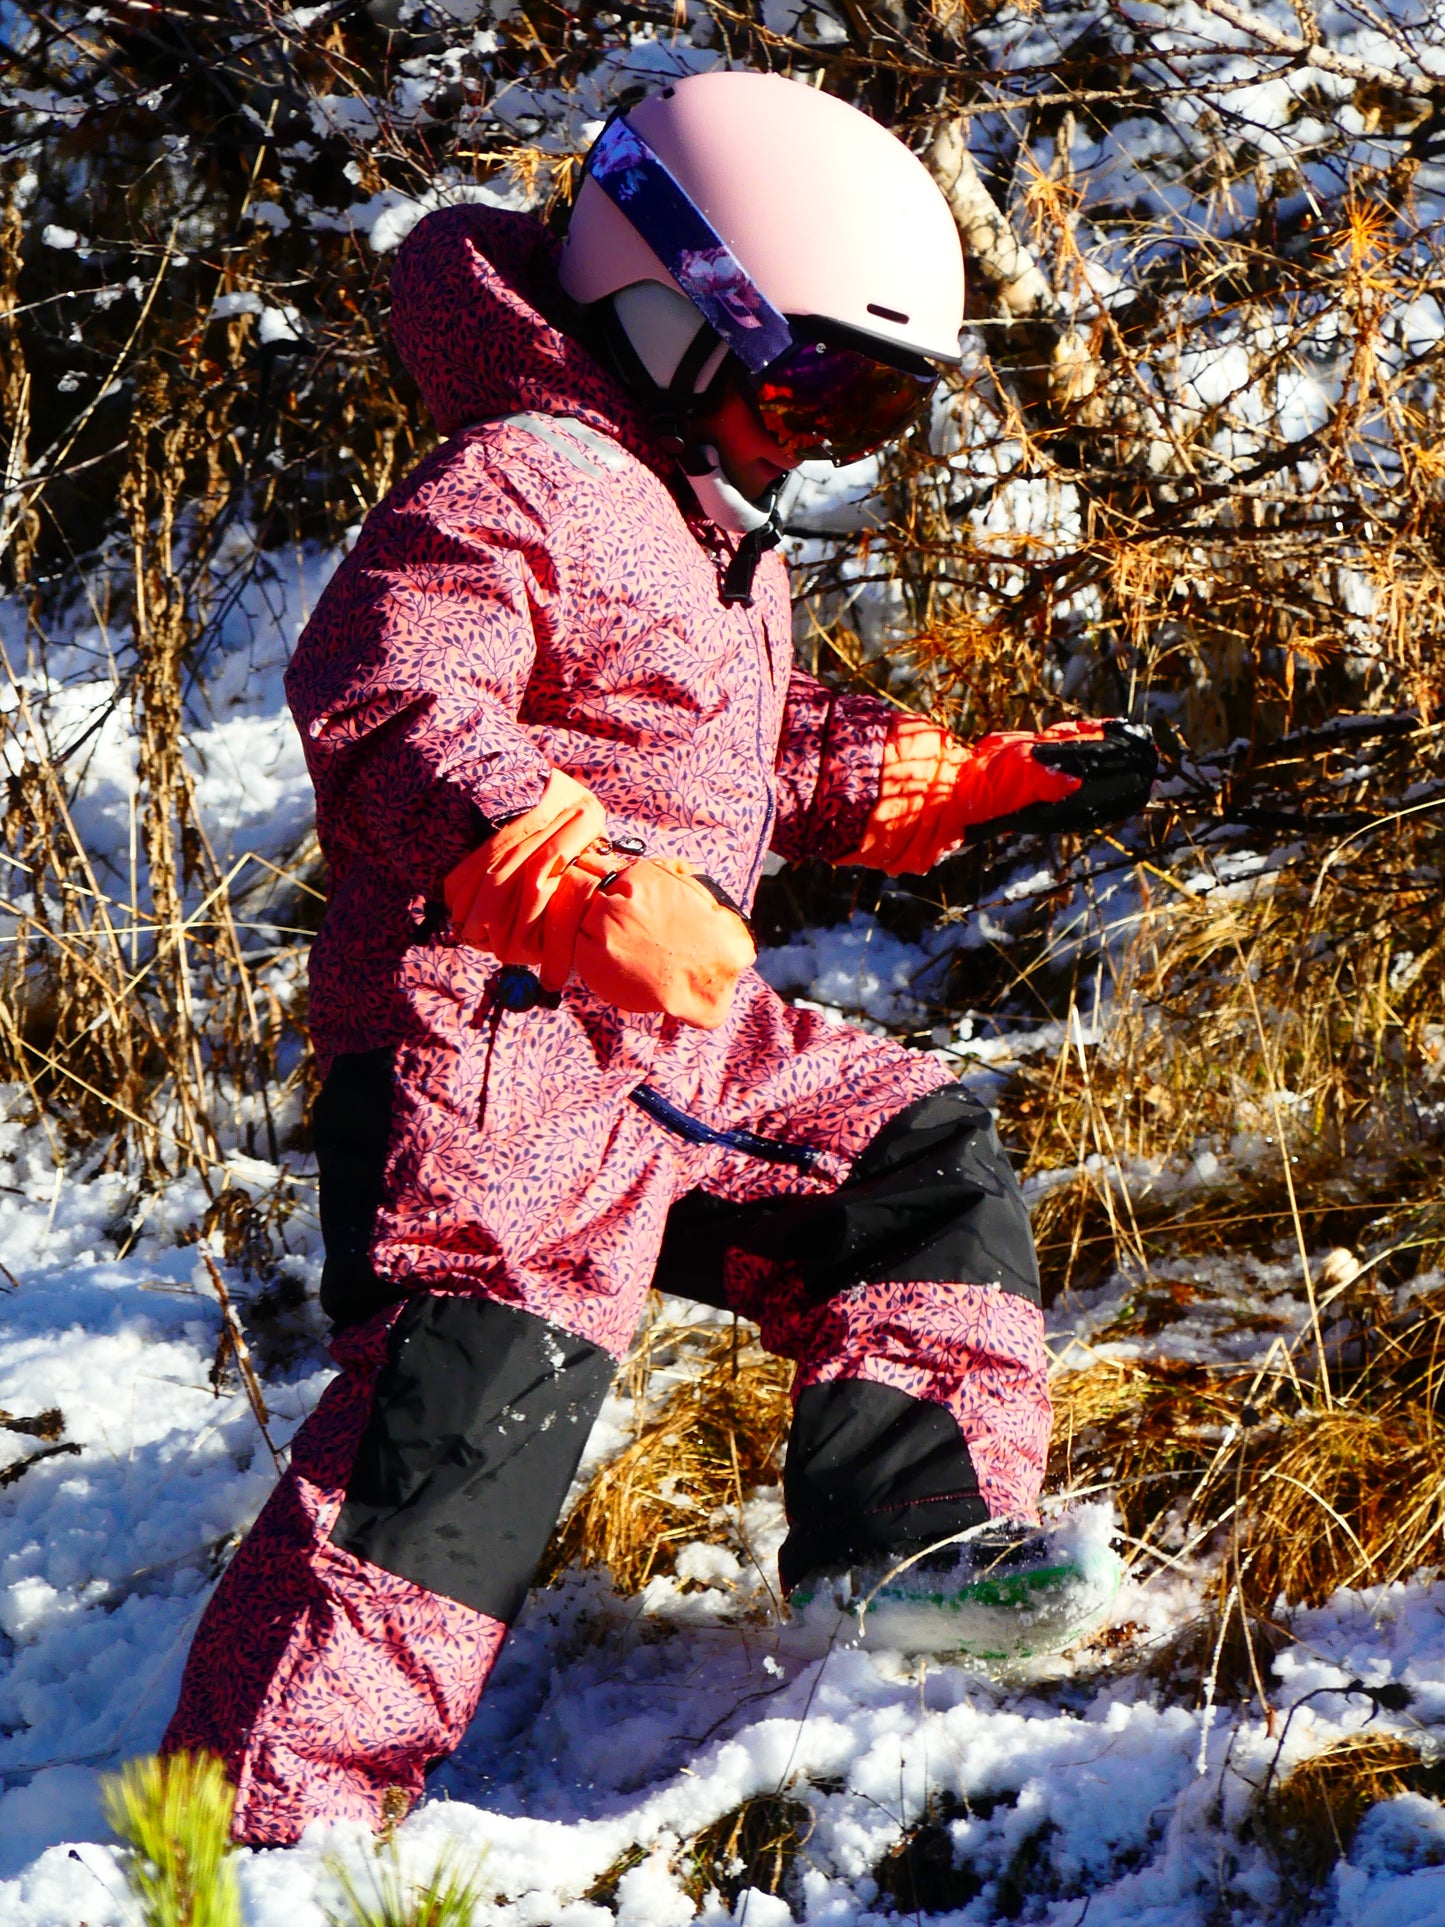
[1195,0,1444,100]
[928,116,1058,322]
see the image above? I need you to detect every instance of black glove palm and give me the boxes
[967,720,1159,843]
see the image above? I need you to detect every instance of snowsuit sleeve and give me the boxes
[770,668,892,865]
[285,469,555,901]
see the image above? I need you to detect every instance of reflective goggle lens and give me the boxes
[751,338,938,463]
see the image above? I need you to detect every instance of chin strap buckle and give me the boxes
[720,522,781,606]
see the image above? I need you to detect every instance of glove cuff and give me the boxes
[444,767,607,963]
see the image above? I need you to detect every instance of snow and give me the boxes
[317,175,538,255]
[0,991,1437,1925]
[0,1156,319,1905]
[755,914,956,1025]
[0,515,1437,1921]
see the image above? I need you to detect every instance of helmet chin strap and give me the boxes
[677,447,809,604]
[593,291,797,547]
[679,445,778,536]
[589,295,796,599]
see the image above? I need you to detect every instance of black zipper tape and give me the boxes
[631,1082,821,1171]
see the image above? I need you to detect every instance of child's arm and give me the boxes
[286,507,556,899]
[839,715,1158,875]
[767,673,1155,875]
[770,669,895,865]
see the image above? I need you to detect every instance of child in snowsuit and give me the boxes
[163,72,1156,1844]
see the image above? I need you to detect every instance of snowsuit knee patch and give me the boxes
[778,1379,989,1594]
[655,1084,1040,1309]
[827,1084,1040,1302]
[331,1294,614,1623]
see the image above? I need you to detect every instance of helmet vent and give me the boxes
[867,302,910,324]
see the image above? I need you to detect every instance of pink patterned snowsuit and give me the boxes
[163,206,1050,1844]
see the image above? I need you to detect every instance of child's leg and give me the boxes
[655,1026,1049,1593]
[165,990,1042,1839]
[164,1023,681,1845]
[162,1295,614,1844]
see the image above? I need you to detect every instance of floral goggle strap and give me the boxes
[585,114,795,375]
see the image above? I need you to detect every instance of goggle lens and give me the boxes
[751,338,938,463]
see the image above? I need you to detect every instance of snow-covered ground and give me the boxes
[0,1056,1443,1924]
[6,0,1445,1887]
[0,528,1441,1921]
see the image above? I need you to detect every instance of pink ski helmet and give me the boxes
[559,71,964,463]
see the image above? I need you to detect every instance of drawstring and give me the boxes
[630,1082,822,1170]
[477,999,504,1132]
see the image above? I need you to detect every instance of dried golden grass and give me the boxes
[1050,1283,1445,1614]
[539,1322,791,1594]
[680,1793,813,1909]
[583,1794,813,1913]
[1245,1405,1445,1608]
[999,762,1445,1302]
[1255,1734,1445,1900]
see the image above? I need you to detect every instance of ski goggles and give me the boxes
[747,328,938,464]
[586,114,942,462]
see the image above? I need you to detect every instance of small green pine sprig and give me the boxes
[101,1751,241,1927]
[324,1835,488,1927]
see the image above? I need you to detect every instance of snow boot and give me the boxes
[788,1510,1122,1663]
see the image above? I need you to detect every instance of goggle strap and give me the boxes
[585,117,794,376]
[669,318,727,405]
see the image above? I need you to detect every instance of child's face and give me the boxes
[693,378,805,502]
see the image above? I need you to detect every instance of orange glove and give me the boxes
[444,768,606,969]
[844,716,1157,875]
[543,851,756,1028]
[445,776,756,1028]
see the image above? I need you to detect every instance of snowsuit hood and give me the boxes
[389,204,666,466]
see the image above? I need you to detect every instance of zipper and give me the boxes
[631,1083,821,1172]
[742,596,780,902]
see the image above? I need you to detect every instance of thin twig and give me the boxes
[200,1249,283,1474]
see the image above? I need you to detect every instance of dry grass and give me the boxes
[872,1794,991,1916]
[1255,1734,1445,1904]
[1247,1406,1445,1609]
[982,723,1445,1310]
[1036,846,1441,1167]
[681,1793,814,1909]
[539,1319,792,1595]
[583,1794,812,1913]
[1049,1276,1445,1616]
